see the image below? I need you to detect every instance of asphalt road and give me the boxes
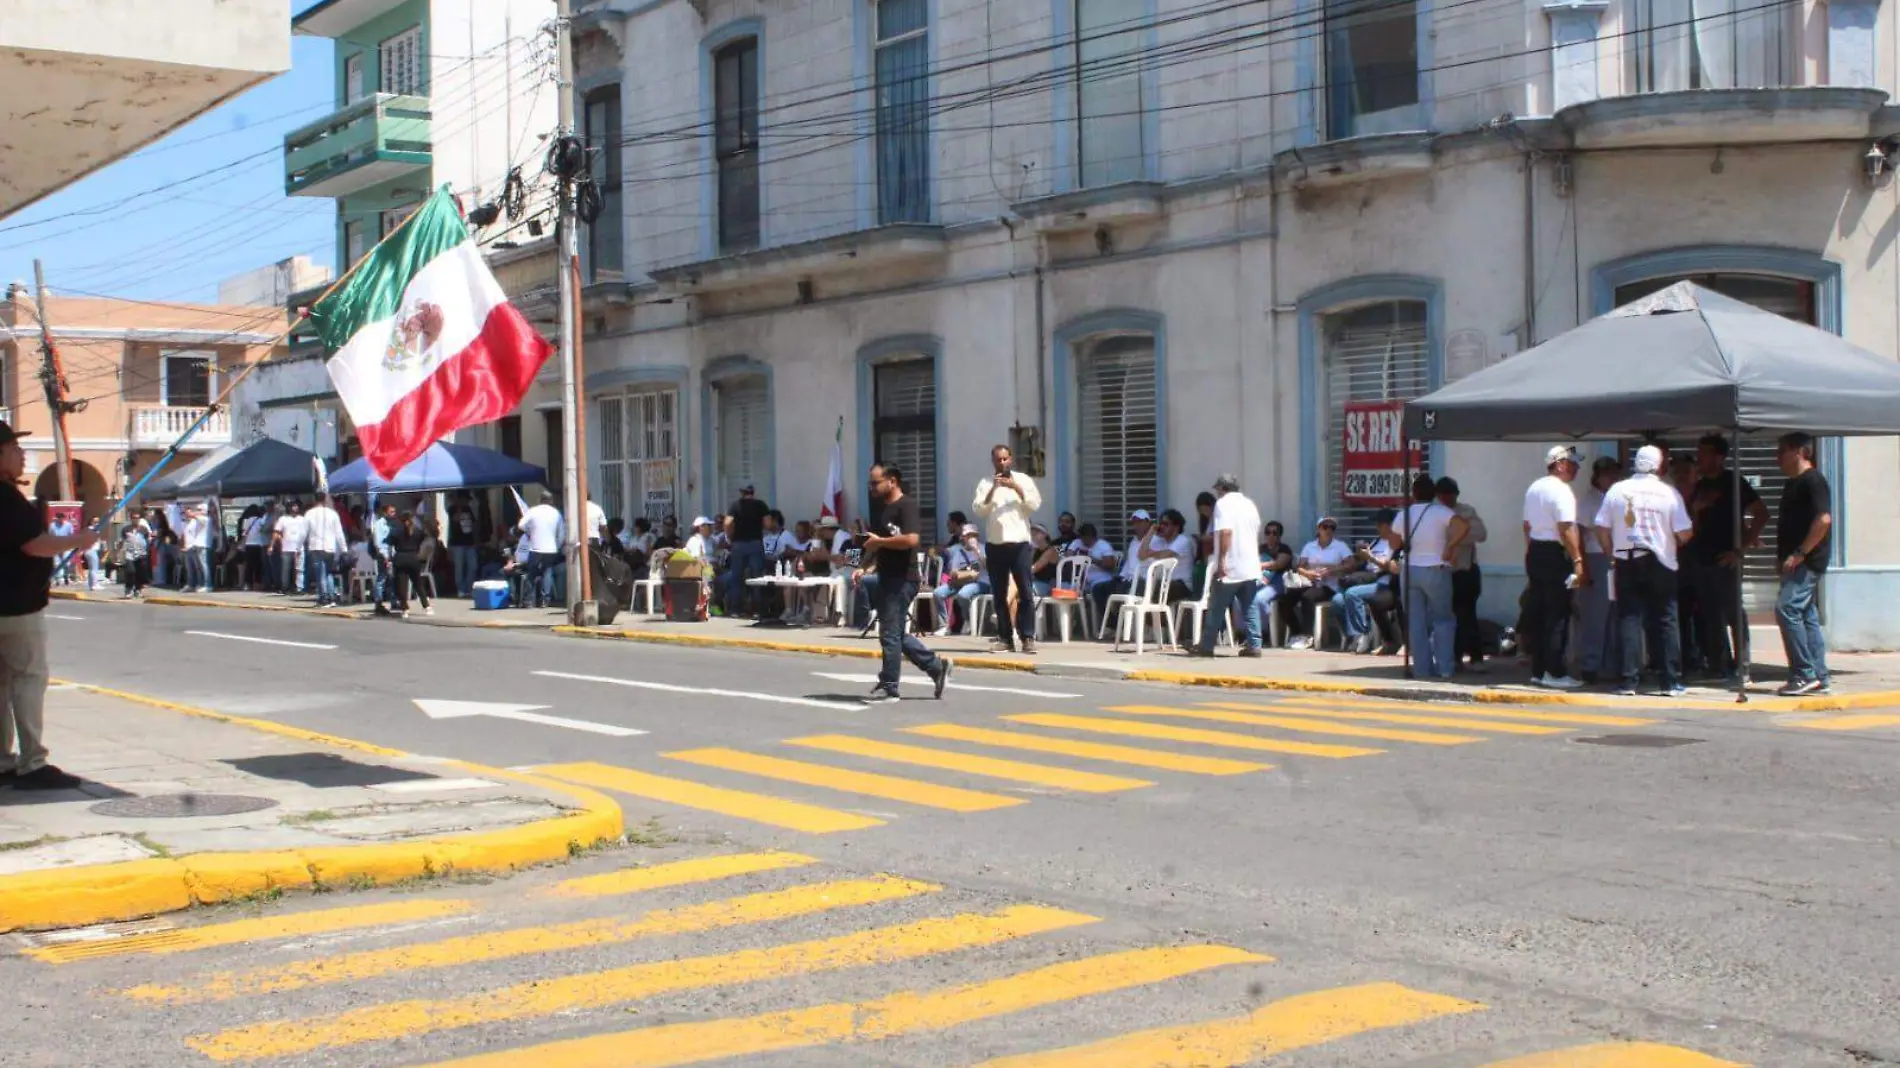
[4,601,1896,1067]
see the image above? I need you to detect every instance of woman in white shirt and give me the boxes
[1279,517,1355,649]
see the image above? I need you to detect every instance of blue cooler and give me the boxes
[471,580,510,611]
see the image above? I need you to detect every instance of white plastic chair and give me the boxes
[1097,556,1159,640]
[1311,598,1345,650]
[632,556,667,615]
[1175,571,1237,650]
[1115,558,1179,654]
[910,553,943,632]
[1038,556,1094,643]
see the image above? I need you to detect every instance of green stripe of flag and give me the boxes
[311,188,470,352]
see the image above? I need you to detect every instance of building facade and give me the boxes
[0,293,284,522]
[218,256,335,308]
[554,0,1899,649]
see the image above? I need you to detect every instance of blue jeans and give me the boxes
[1776,567,1829,686]
[726,540,767,613]
[306,550,333,604]
[185,547,208,590]
[875,577,942,691]
[1251,578,1283,646]
[529,552,561,607]
[451,545,479,597]
[84,546,99,590]
[1405,565,1456,679]
[1198,578,1260,653]
[1339,581,1380,637]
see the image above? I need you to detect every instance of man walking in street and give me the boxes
[1594,445,1694,696]
[1521,445,1588,689]
[724,486,770,618]
[863,463,951,701]
[1688,435,1768,683]
[519,492,565,610]
[0,421,98,790]
[1774,432,1833,696]
[1188,473,1262,659]
[972,444,1040,654]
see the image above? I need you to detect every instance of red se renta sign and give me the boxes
[1341,401,1422,506]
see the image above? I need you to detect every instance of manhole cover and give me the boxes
[88,793,280,819]
[1573,734,1704,749]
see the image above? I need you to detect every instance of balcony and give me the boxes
[293,0,412,39]
[283,94,432,199]
[130,406,232,450]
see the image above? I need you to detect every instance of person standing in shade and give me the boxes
[1521,445,1587,689]
[1688,434,1768,684]
[1572,456,1622,682]
[1437,478,1488,672]
[723,486,770,617]
[1395,474,1469,679]
[274,500,309,596]
[1188,473,1263,659]
[303,492,347,609]
[447,492,480,598]
[862,463,951,701]
[972,444,1041,655]
[1594,445,1694,696]
[1774,432,1833,696]
[0,421,98,789]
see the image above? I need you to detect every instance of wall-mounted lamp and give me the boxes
[1865,141,1890,181]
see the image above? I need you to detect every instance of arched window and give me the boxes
[1077,333,1158,547]
[1320,299,1429,544]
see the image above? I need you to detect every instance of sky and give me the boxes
[0,27,337,307]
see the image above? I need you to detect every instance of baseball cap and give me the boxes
[1545,445,1580,466]
[818,515,840,529]
[740,485,756,495]
[960,524,980,538]
[1317,516,1338,528]
[1130,509,1152,521]
[691,515,712,527]
[0,421,27,448]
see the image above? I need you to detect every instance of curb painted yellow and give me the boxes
[552,624,1040,674]
[0,682,625,933]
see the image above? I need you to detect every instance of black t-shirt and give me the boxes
[874,494,923,582]
[728,497,769,542]
[0,486,51,616]
[1686,473,1762,563]
[448,507,478,548]
[1777,468,1832,572]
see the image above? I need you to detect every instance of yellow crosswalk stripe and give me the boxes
[664,747,1025,812]
[1795,713,1900,731]
[1280,696,1657,728]
[532,761,884,833]
[413,944,1269,1068]
[547,849,819,898]
[904,723,1270,775]
[125,875,939,1005]
[786,734,1155,793]
[1200,702,1570,736]
[976,980,1485,1067]
[1478,1041,1745,1066]
[186,903,1099,1062]
[1005,713,1381,759]
[1107,704,1481,746]
[22,898,473,964]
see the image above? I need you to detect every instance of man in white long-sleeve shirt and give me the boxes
[302,493,347,608]
[971,444,1042,654]
[518,492,565,609]
[181,506,211,592]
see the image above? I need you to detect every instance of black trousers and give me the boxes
[1452,565,1483,663]
[1277,585,1335,637]
[1692,558,1742,677]
[1615,553,1681,690]
[1522,540,1573,678]
[984,542,1036,645]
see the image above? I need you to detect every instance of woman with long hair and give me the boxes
[384,510,433,617]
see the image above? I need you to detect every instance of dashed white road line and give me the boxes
[810,671,1082,699]
[45,614,86,621]
[184,631,338,650]
[533,669,869,711]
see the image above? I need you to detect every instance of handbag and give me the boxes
[1281,570,1313,591]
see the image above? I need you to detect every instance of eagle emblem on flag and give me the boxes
[383,300,446,371]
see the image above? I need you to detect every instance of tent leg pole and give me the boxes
[1402,450,1412,682]
[1732,432,1749,705]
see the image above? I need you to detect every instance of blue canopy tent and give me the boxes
[326,442,547,494]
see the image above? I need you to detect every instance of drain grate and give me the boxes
[1573,734,1704,749]
[89,793,280,818]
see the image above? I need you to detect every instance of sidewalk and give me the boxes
[0,684,622,932]
[56,584,1900,711]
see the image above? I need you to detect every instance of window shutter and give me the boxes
[875,359,937,531]
[596,395,625,525]
[1322,303,1430,546]
[718,379,769,504]
[1078,335,1159,547]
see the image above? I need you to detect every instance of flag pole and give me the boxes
[103,201,434,531]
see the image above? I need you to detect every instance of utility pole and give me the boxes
[30,261,74,501]
[552,0,594,624]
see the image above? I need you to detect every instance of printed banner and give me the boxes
[1341,400,1423,506]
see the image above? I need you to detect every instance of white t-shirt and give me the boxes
[585,500,608,541]
[275,514,310,553]
[828,530,853,556]
[1298,538,1356,590]
[684,533,713,560]
[182,516,208,551]
[1165,533,1196,563]
[1211,492,1263,584]
[519,504,564,554]
[1080,539,1119,587]
[1401,500,1455,568]
[1594,473,1694,571]
[1120,533,1157,584]
[1576,483,1609,555]
[1524,474,1578,542]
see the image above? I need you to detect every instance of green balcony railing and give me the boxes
[283,93,432,198]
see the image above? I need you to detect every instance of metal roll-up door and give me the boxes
[874,359,937,531]
[1323,301,1430,545]
[716,377,769,506]
[1078,335,1159,548]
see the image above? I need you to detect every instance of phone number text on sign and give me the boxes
[1341,400,1422,507]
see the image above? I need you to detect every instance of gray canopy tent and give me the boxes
[1400,280,1900,699]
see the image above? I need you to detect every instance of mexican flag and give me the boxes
[316,188,552,478]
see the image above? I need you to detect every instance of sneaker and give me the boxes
[1539,674,1585,690]
[1612,686,1638,697]
[932,626,951,638]
[423,606,435,616]
[1778,679,1823,697]
[865,686,901,703]
[1184,646,1215,658]
[1021,639,1038,656]
[1660,685,1689,698]
[1238,647,1262,659]
[1288,636,1312,651]
[11,765,82,791]
[989,640,1017,654]
[930,658,954,699]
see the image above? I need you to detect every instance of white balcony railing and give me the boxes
[129,405,231,449]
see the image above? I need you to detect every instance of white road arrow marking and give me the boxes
[187,630,337,650]
[412,699,647,737]
[810,671,1082,699]
[533,670,868,711]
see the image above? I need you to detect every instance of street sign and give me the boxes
[1340,400,1422,506]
